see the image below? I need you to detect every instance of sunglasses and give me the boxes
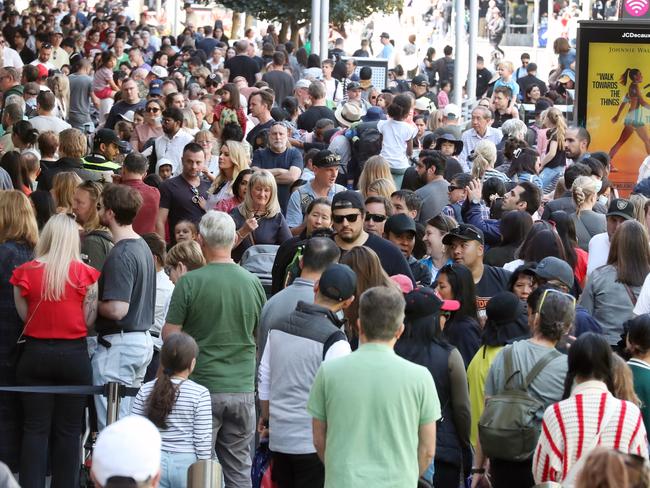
[190,186,200,204]
[364,213,386,223]
[146,106,160,113]
[537,288,576,314]
[448,185,462,192]
[332,213,360,224]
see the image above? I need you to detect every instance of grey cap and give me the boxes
[533,256,575,289]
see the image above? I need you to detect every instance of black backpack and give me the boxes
[348,121,383,184]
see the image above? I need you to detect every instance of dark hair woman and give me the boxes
[435,263,481,367]
[132,332,212,488]
[467,292,530,449]
[549,210,588,287]
[626,314,650,433]
[533,333,647,486]
[484,210,533,267]
[579,220,650,347]
[395,287,472,487]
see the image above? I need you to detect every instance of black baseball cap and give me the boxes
[95,129,129,154]
[380,32,390,39]
[332,191,364,212]
[385,214,416,236]
[319,263,357,301]
[442,224,485,246]
[606,198,635,221]
[411,75,429,87]
[313,150,341,168]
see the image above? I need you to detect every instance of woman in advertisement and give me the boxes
[609,68,650,161]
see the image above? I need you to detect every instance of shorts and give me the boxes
[94,87,114,99]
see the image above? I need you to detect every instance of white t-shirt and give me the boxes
[587,232,610,277]
[377,119,418,170]
[3,46,23,69]
[634,273,650,316]
[323,77,343,103]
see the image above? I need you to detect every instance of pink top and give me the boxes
[437,90,449,109]
[92,66,114,92]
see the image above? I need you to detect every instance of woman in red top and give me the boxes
[11,213,99,488]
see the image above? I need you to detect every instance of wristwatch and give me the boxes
[471,467,486,474]
[471,198,481,205]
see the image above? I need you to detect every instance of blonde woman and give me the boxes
[427,108,445,132]
[358,155,393,198]
[73,180,114,271]
[204,140,250,210]
[181,108,199,136]
[0,190,38,472]
[366,177,397,199]
[470,139,509,183]
[47,73,70,121]
[229,169,291,262]
[10,213,100,488]
[189,100,210,130]
[570,175,606,251]
[51,171,82,214]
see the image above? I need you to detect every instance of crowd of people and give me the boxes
[0,1,650,488]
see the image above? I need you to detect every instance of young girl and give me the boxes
[437,80,451,109]
[377,94,418,188]
[131,333,212,488]
[507,147,543,189]
[174,220,198,243]
[93,52,121,100]
[539,107,567,192]
[212,83,246,135]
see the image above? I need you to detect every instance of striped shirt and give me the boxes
[533,380,648,484]
[131,378,213,459]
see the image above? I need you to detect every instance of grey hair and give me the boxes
[359,286,405,341]
[501,118,527,140]
[4,102,24,123]
[4,96,25,112]
[199,211,236,250]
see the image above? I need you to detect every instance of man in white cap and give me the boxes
[329,102,363,186]
[91,416,161,488]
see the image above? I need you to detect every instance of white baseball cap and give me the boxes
[443,103,461,119]
[150,65,169,79]
[92,416,161,486]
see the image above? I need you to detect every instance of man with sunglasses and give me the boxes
[331,191,415,283]
[363,195,392,237]
[286,149,346,236]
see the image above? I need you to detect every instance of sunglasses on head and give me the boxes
[332,213,360,224]
[364,213,386,223]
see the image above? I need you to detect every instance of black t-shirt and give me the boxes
[297,106,337,132]
[544,128,568,169]
[246,119,275,151]
[443,316,482,367]
[475,265,511,319]
[492,109,513,129]
[224,55,260,86]
[361,233,415,284]
[159,175,210,244]
[476,67,492,98]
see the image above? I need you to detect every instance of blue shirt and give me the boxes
[378,43,394,60]
[285,181,346,227]
[252,147,304,213]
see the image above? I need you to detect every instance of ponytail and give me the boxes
[145,332,199,429]
[620,68,632,86]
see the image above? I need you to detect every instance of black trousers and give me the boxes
[271,451,325,488]
[490,458,535,488]
[16,338,91,488]
[433,460,461,488]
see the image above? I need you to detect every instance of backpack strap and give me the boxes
[523,349,562,389]
[322,329,347,360]
[503,346,519,390]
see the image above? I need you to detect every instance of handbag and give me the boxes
[10,298,43,369]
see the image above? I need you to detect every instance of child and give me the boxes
[443,172,472,222]
[491,60,520,104]
[131,333,212,488]
[437,80,451,109]
[165,240,206,284]
[156,159,174,181]
[213,83,246,134]
[539,107,567,192]
[377,93,418,189]
[93,52,121,100]
[174,220,198,244]
[626,314,650,433]
[141,233,174,382]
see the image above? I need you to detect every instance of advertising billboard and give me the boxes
[576,21,650,192]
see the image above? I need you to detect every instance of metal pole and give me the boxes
[311,0,320,56]
[319,0,330,62]
[467,0,478,108]
[533,0,539,48]
[105,382,121,427]
[452,0,464,107]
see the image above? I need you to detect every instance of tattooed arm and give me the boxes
[84,282,98,327]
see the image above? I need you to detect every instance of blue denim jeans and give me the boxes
[92,331,153,430]
[539,166,564,193]
[159,451,198,488]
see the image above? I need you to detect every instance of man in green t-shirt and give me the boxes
[163,210,266,488]
[307,286,441,487]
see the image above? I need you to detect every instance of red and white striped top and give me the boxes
[533,380,649,484]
